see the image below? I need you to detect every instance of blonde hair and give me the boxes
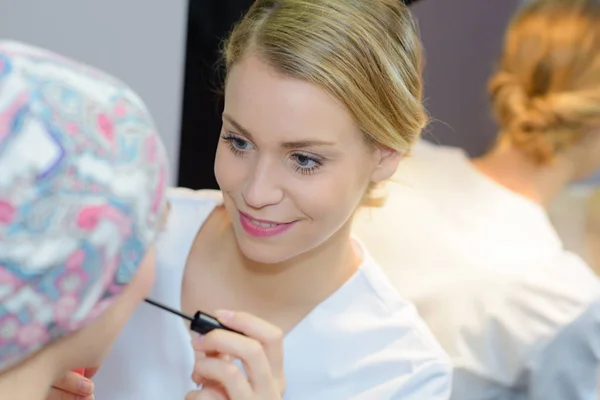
[221,0,426,206]
[488,0,600,164]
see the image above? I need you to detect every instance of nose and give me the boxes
[242,156,284,209]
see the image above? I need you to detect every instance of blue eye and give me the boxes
[291,153,322,176]
[232,137,251,150]
[221,134,254,156]
[295,154,317,168]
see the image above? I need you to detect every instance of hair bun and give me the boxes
[488,71,582,163]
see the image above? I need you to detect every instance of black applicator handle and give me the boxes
[144,298,244,336]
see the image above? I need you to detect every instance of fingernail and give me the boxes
[78,378,94,395]
[191,334,205,348]
[215,309,234,321]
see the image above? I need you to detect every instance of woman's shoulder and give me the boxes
[288,254,452,398]
[355,255,450,362]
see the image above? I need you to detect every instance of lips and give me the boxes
[238,211,296,238]
[239,211,289,226]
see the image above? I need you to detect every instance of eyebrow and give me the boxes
[222,114,335,149]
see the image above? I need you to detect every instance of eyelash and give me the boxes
[222,134,249,157]
[221,133,323,176]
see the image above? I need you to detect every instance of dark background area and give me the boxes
[178,0,255,190]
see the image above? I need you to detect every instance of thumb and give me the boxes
[185,389,202,400]
[84,366,101,379]
[185,386,229,400]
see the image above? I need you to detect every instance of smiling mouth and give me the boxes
[239,211,291,226]
[248,219,283,228]
[238,211,296,237]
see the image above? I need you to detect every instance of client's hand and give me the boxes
[47,367,99,400]
[186,311,285,400]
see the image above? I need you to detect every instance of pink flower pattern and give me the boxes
[0,40,168,371]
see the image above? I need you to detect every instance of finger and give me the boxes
[185,390,203,400]
[185,384,228,400]
[46,387,94,400]
[215,310,284,388]
[193,329,272,392]
[191,333,229,376]
[51,371,94,395]
[190,348,231,387]
[83,366,100,379]
[192,357,252,399]
[192,338,231,385]
[191,334,230,361]
[185,390,217,400]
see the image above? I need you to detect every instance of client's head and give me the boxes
[0,41,168,376]
[488,0,600,180]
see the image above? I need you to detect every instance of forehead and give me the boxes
[224,56,360,144]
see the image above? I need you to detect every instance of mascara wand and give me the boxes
[144,298,243,336]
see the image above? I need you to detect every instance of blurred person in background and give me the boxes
[353,0,600,398]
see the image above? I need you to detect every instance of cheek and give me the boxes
[291,166,368,223]
[214,144,246,191]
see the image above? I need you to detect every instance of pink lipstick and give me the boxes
[239,211,295,237]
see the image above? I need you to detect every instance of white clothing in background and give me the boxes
[353,140,600,399]
[548,186,594,266]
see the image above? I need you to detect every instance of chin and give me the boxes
[236,237,297,265]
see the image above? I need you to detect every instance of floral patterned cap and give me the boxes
[0,41,168,371]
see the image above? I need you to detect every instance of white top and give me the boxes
[94,188,452,400]
[353,141,600,400]
[548,187,594,266]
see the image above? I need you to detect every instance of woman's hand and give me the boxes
[46,367,99,400]
[186,310,285,400]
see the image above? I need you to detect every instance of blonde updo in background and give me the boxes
[488,0,600,164]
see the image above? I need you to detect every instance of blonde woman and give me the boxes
[85,1,452,399]
[354,0,600,399]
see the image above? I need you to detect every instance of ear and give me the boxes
[370,146,403,183]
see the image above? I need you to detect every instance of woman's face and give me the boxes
[215,55,401,264]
